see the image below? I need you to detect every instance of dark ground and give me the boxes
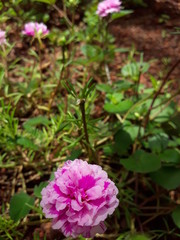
[110,6,180,80]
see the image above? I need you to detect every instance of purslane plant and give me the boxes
[22,22,49,102]
[40,159,119,238]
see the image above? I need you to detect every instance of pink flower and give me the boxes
[96,0,121,17]
[22,22,49,37]
[40,159,119,238]
[0,30,6,45]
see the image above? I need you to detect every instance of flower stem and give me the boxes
[37,40,43,82]
[102,20,112,84]
[37,39,43,104]
[1,45,9,83]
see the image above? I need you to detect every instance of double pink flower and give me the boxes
[97,0,121,17]
[40,159,119,238]
[22,22,49,37]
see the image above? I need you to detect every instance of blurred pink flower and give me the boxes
[40,159,119,238]
[96,0,121,17]
[0,30,6,45]
[22,22,49,37]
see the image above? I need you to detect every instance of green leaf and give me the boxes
[17,137,38,150]
[148,133,169,153]
[111,10,133,20]
[152,101,175,123]
[49,172,55,181]
[104,100,133,113]
[121,150,161,173]
[73,58,89,65]
[168,137,180,147]
[78,236,87,240]
[0,68,5,88]
[130,0,147,7]
[128,234,150,240]
[23,116,50,128]
[150,167,180,190]
[124,123,144,140]
[114,129,132,155]
[96,84,113,93]
[10,192,34,222]
[117,233,150,240]
[34,182,48,198]
[33,0,55,4]
[149,75,158,89]
[159,149,180,164]
[103,144,115,156]
[121,62,149,81]
[81,44,97,58]
[121,63,139,81]
[115,80,133,91]
[62,80,76,98]
[108,92,124,103]
[172,206,180,228]
[66,148,82,160]
[115,48,129,53]
[81,44,104,62]
[56,122,69,133]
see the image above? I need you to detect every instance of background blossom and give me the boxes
[96,0,121,17]
[0,30,6,45]
[40,159,119,238]
[22,22,49,37]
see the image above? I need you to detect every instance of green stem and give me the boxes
[37,38,43,105]
[79,99,90,145]
[135,71,141,99]
[79,99,97,162]
[1,45,9,83]
[37,39,43,83]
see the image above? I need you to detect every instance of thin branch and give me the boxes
[144,59,180,129]
[53,4,72,28]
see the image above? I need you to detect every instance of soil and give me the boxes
[110,7,180,82]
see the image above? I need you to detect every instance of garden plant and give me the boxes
[0,0,180,239]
